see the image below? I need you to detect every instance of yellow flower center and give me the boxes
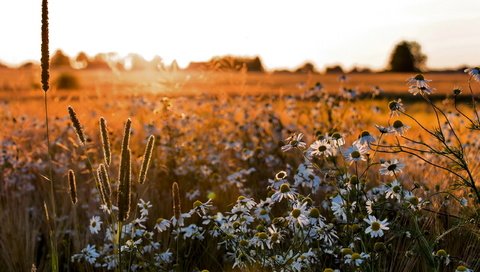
[351,253,361,260]
[387,164,397,171]
[341,248,353,255]
[371,221,381,231]
[351,151,361,159]
[280,183,290,193]
[256,232,268,240]
[309,208,320,218]
[393,120,404,129]
[414,74,424,80]
[291,209,301,218]
[436,249,447,257]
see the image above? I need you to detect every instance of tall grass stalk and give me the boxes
[115,119,132,271]
[138,135,155,184]
[68,169,77,205]
[100,117,111,166]
[41,0,59,270]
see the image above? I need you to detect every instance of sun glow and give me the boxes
[1,0,479,70]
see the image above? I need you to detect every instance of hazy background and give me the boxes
[1,0,479,70]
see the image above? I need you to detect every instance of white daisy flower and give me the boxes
[250,232,271,250]
[268,225,283,244]
[375,124,394,134]
[407,74,434,95]
[331,195,347,222]
[271,183,297,203]
[154,218,170,232]
[385,180,402,200]
[404,191,424,210]
[407,74,432,88]
[391,120,410,135]
[309,139,333,157]
[282,133,307,152]
[155,249,173,264]
[379,159,405,176]
[138,199,152,217]
[353,131,376,147]
[192,199,213,216]
[433,249,450,265]
[254,207,271,222]
[288,202,309,228]
[364,215,390,238]
[89,216,102,234]
[330,132,346,147]
[455,265,473,272]
[388,99,405,116]
[235,196,256,210]
[294,163,321,192]
[344,252,370,266]
[464,67,480,81]
[343,144,369,164]
[180,224,204,240]
[83,244,100,264]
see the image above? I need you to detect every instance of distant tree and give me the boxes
[247,56,264,72]
[388,41,427,72]
[88,54,111,70]
[209,56,264,72]
[325,65,344,74]
[295,62,318,74]
[19,62,37,69]
[349,66,372,74]
[50,49,71,69]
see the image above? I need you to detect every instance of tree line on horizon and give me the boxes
[0,41,469,74]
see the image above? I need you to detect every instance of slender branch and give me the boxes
[374,148,468,184]
[425,96,464,153]
[400,110,436,137]
[454,96,476,126]
[467,77,480,124]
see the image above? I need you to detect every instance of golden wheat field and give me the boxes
[1,65,480,271]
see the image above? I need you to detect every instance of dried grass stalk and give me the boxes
[172,182,181,220]
[67,106,86,145]
[99,117,111,166]
[138,135,155,184]
[41,0,49,92]
[97,164,112,208]
[117,149,131,222]
[118,118,132,184]
[67,169,77,204]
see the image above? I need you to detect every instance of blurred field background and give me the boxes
[2,66,480,270]
[2,49,480,271]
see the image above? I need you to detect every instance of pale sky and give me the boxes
[0,0,479,70]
